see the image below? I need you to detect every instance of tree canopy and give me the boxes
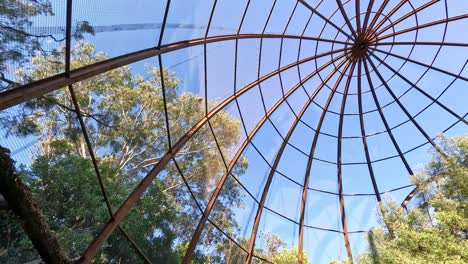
[0,40,248,263]
[0,40,306,263]
[336,135,468,264]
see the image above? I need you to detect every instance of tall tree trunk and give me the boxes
[0,146,72,264]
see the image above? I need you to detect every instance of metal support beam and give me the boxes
[375,15,468,42]
[365,56,446,156]
[373,0,441,36]
[0,33,347,111]
[336,0,358,40]
[298,62,356,263]
[369,47,467,82]
[336,62,357,260]
[372,0,408,33]
[366,0,390,33]
[373,41,468,47]
[183,38,347,264]
[356,60,394,239]
[79,47,348,263]
[368,51,467,124]
[361,0,375,34]
[245,60,351,264]
[363,58,414,175]
[298,0,355,41]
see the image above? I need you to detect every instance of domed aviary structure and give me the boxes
[0,0,466,263]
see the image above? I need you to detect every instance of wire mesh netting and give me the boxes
[0,0,467,263]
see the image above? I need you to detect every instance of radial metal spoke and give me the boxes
[375,14,468,42]
[364,55,446,156]
[79,44,349,262]
[245,60,352,264]
[336,62,357,260]
[355,0,361,35]
[297,61,356,264]
[297,60,357,262]
[372,41,468,48]
[65,0,152,262]
[158,0,173,150]
[336,0,358,40]
[0,33,348,111]
[370,46,467,80]
[184,53,347,264]
[202,0,219,114]
[361,0,375,33]
[374,0,441,35]
[368,52,467,124]
[356,60,394,239]
[277,1,300,97]
[363,59,413,175]
[373,0,408,32]
[298,0,355,41]
[366,0,390,32]
[256,0,279,114]
[401,109,467,209]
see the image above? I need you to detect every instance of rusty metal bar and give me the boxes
[400,186,416,210]
[362,58,413,175]
[298,62,356,263]
[64,1,153,262]
[373,0,408,33]
[65,0,72,74]
[369,47,467,81]
[365,56,446,156]
[361,0,375,34]
[295,0,324,100]
[336,0,358,40]
[116,228,153,264]
[356,60,394,239]
[356,60,381,200]
[373,41,468,47]
[0,33,347,111]
[184,52,347,263]
[157,0,173,151]
[375,15,468,42]
[398,158,457,211]
[277,0,299,97]
[257,0,280,114]
[298,0,355,41]
[366,0,390,33]
[245,60,352,264]
[373,0,441,35]
[355,0,361,35]
[203,0,218,115]
[64,0,152,262]
[79,47,348,263]
[368,51,467,124]
[336,62,357,260]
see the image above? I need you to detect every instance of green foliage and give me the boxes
[0,41,247,262]
[258,232,310,264]
[226,232,311,264]
[334,135,468,264]
[0,210,38,263]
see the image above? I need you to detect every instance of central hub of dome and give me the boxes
[350,40,369,60]
[348,32,376,61]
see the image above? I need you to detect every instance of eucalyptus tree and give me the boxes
[336,136,468,264]
[0,42,247,263]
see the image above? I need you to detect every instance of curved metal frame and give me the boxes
[0,0,466,263]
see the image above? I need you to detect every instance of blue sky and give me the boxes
[1,0,467,263]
